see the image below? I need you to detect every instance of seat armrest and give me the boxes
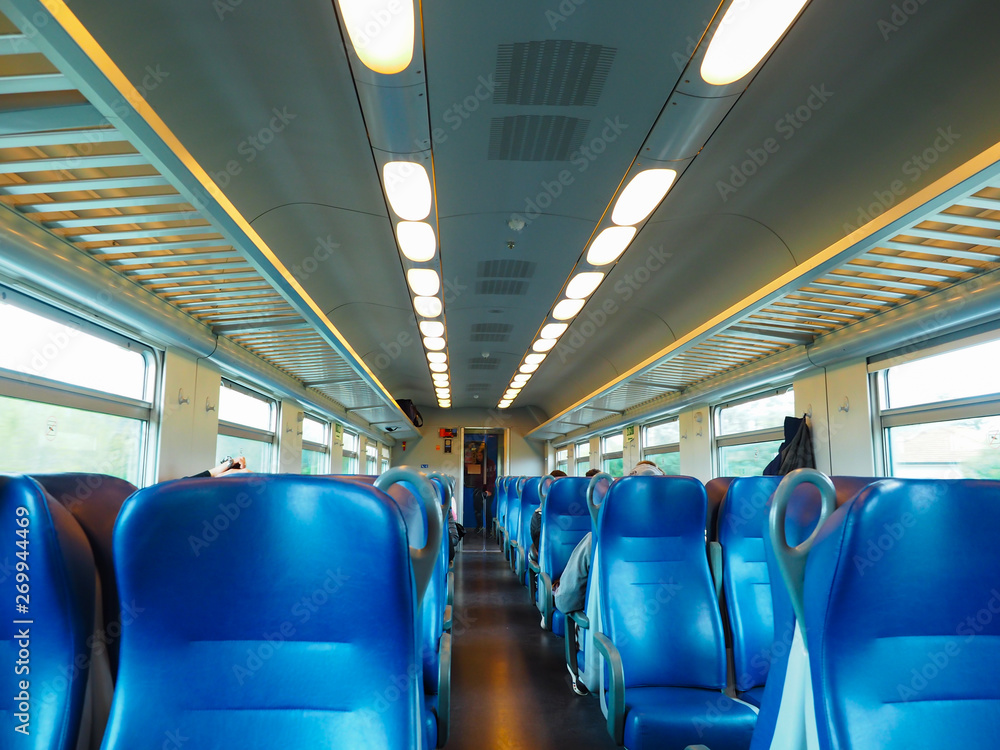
[709,541,723,603]
[685,746,711,750]
[568,610,590,629]
[539,572,553,628]
[528,558,539,572]
[593,632,625,745]
[447,570,454,607]
[443,604,452,633]
[435,632,452,748]
[528,560,539,605]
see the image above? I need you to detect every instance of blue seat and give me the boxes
[1,475,96,750]
[31,473,136,679]
[717,476,783,708]
[537,477,591,636]
[802,478,1000,749]
[506,480,523,573]
[514,477,542,585]
[495,477,509,544]
[595,475,757,749]
[103,473,440,750]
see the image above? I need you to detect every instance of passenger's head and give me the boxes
[550,469,567,477]
[585,468,600,477]
[627,460,665,477]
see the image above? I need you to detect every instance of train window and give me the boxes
[875,338,1000,479]
[714,388,794,476]
[365,442,378,474]
[343,431,359,473]
[555,448,569,474]
[380,445,390,473]
[575,441,590,475]
[301,415,329,475]
[217,380,276,472]
[602,432,624,477]
[0,294,154,485]
[642,418,680,475]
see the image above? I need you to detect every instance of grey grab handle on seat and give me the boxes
[428,471,453,514]
[375,466,444,607]
[539,475,555,505]
[516,476,526,496]
[768,468,836,649]
[587,472,613,527]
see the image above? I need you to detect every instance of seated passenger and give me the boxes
[529,469,568,560]
[553,462,664,613]
[188,456,251,478]
[447,505,464,562]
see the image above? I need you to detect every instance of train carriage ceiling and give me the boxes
[2,0,999,437]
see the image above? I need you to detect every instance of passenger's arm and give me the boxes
[593,633,625,745]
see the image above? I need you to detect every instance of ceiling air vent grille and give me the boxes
[471,323,513,342]
[488,115,589,161]
[476,279,528,296]
[494,40,616,106]
[469,357,500,370]
[477,260,536,279]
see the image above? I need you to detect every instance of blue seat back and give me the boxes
[506,482,522,547]
[598,475,726,689]
[497,478,508,530]
[31,472,136,678]
[1,475,95,750]
[805,478,1000,749]
[719,476,783,693]
[518,477,542,556]
[540,477,591,579]
[105,475,423,749]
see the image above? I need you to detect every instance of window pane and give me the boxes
[603,434,623,453]
[718,440,783,477]
[604,456,624,477]
[302,416,326,445]
[718,390,794,435]
[0,301,147,400]
[556,448,568,461]
[885,340,1000,409]
[219,384,273,432]
[887,415,1000,479]
[0,394,144,483]
[556,461,568,474]
[646,451,681,475]
[301,448,327,475]
[576,442,590,458]
[216,433,271,473]
[575,459,590,475]
[343,454,358,474]
[644,420,679,447]
[381,458,389,473]
[343,432,359,453]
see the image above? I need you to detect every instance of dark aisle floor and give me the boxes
[447,540,619,750]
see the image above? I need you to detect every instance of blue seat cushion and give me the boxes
[623,687,756,750]
[423,701,437,750]
[738,686,764,708]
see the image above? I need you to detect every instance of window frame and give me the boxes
[574,440,591,475]
[642,417,680,458]
[0,288,158,486]
[713,387,793,476]
[217,379,277,472]
[301,414,331,475]
[342,430,360,474]
[601,432,624,475]
[365,442,379,474]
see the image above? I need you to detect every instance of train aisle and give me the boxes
[448,544,618,750]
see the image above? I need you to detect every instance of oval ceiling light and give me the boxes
[338,0,415,75]
[383,161,431,220]
[503,391,520,400]
[512,376,531,388]
[532,338,557,352]
[429,362,448,373]
[524,353,547,365]
[432,372,449,382]
[407,268,440,297]
[426,351,447,363]
[424,336,446,351]
[552,298,585,321]
[611,169,678,226]
[413,296,442,318]
[539,322,568,340]
[565,272,605,300]
[397,221,437,262]
[519,363,538,374]
[439,401,451,408]
[435,388,450,397]
[700,0,811,86]
[420,321,445,338]
[498,400,512,408]
[586,226,636,266]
